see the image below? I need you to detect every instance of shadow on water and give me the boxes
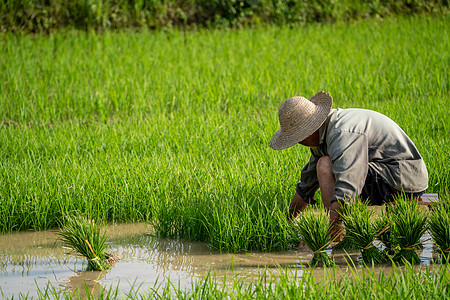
[0,222,439,298]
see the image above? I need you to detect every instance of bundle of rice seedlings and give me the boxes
[386,196,428,264]
[375,213,395,255]
[339,200,388,264]
[58,215,113,271]
[428,197,450,263]
[295,208,336,267]
[333,236,360,250]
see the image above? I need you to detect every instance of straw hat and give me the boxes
[270,91,333,150]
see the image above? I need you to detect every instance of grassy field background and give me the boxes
[0,15,449,252]
[2,0,447,32]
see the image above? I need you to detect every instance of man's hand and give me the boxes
[328,201,344,243]
[288,192,308,220]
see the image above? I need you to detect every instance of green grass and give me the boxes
[0,15,449,253]
[295,207,335,267]
[340,200,388,264]
[2,0,448,33]
[429,196,450,263]
[58,215,110,271]
[386,196,429,264]
[25,263,449,299]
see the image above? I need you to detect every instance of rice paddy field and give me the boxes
[0,13,449,298]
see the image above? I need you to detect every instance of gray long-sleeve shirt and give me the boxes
[296,108,428,204]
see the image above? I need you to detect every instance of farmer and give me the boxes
[270,91,428,240]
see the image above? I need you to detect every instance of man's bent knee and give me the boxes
[317,156,333,177]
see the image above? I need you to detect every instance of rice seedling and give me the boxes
[58,215,114,271]
[375,212,395,255]
[333,236,361,250]
[385,196,428,264]
[295,207,336,267]
[428,196,450,263]
[30,260,450,299]
[0,15,448,255]
[205,197,296,253]
[339,200,388,264]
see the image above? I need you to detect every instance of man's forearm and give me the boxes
[329,201,341,221]
[288,192,309,219]
[328,201,342,238]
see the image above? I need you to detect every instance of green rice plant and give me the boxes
[31,259,450,299]
[0,16,448,255]
[339,200,388,264]
[333,235,361,250]
[375,212,395,256]
[205,196,296,253]
[428,196,450,263]
[58,215,111,271]
[295,208,336,267]
[386,196,428,264]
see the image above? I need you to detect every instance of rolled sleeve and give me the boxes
[296,150,320,204]
[327,130,369,204]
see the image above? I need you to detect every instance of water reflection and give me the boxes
[0,222,439,298]
[64,269,108,297]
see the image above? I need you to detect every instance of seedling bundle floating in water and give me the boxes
[340,200,388,264]
[58,216,116,271]
[295,208,336,267]
[428,197,450,263]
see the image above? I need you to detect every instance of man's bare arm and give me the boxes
[328,201,343,241]
[288,192,309,219]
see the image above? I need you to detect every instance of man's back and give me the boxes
[324,108,428,196]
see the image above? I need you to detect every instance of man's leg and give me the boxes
[361,166,425,205]
[316,156,335,211]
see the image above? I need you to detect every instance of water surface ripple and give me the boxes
[0,222,437,298]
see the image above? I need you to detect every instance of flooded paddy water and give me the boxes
[0,222,438,298]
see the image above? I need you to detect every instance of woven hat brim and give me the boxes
[270,92,332,150]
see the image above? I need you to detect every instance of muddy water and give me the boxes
[0,222,437,298]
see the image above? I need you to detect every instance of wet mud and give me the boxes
[0,222,438,298]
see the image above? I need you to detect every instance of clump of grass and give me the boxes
[35,257,450,299]
[375,213,395,256]
[339,200,388,264]
[58,215,113,271]
[295,208,336,267]
[205,197,296,253]
[428,196,450,263]
[333,236,361,250]
[0,16,448,256]
[386,196,428,264]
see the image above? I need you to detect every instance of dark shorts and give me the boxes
[361,167,424,206]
